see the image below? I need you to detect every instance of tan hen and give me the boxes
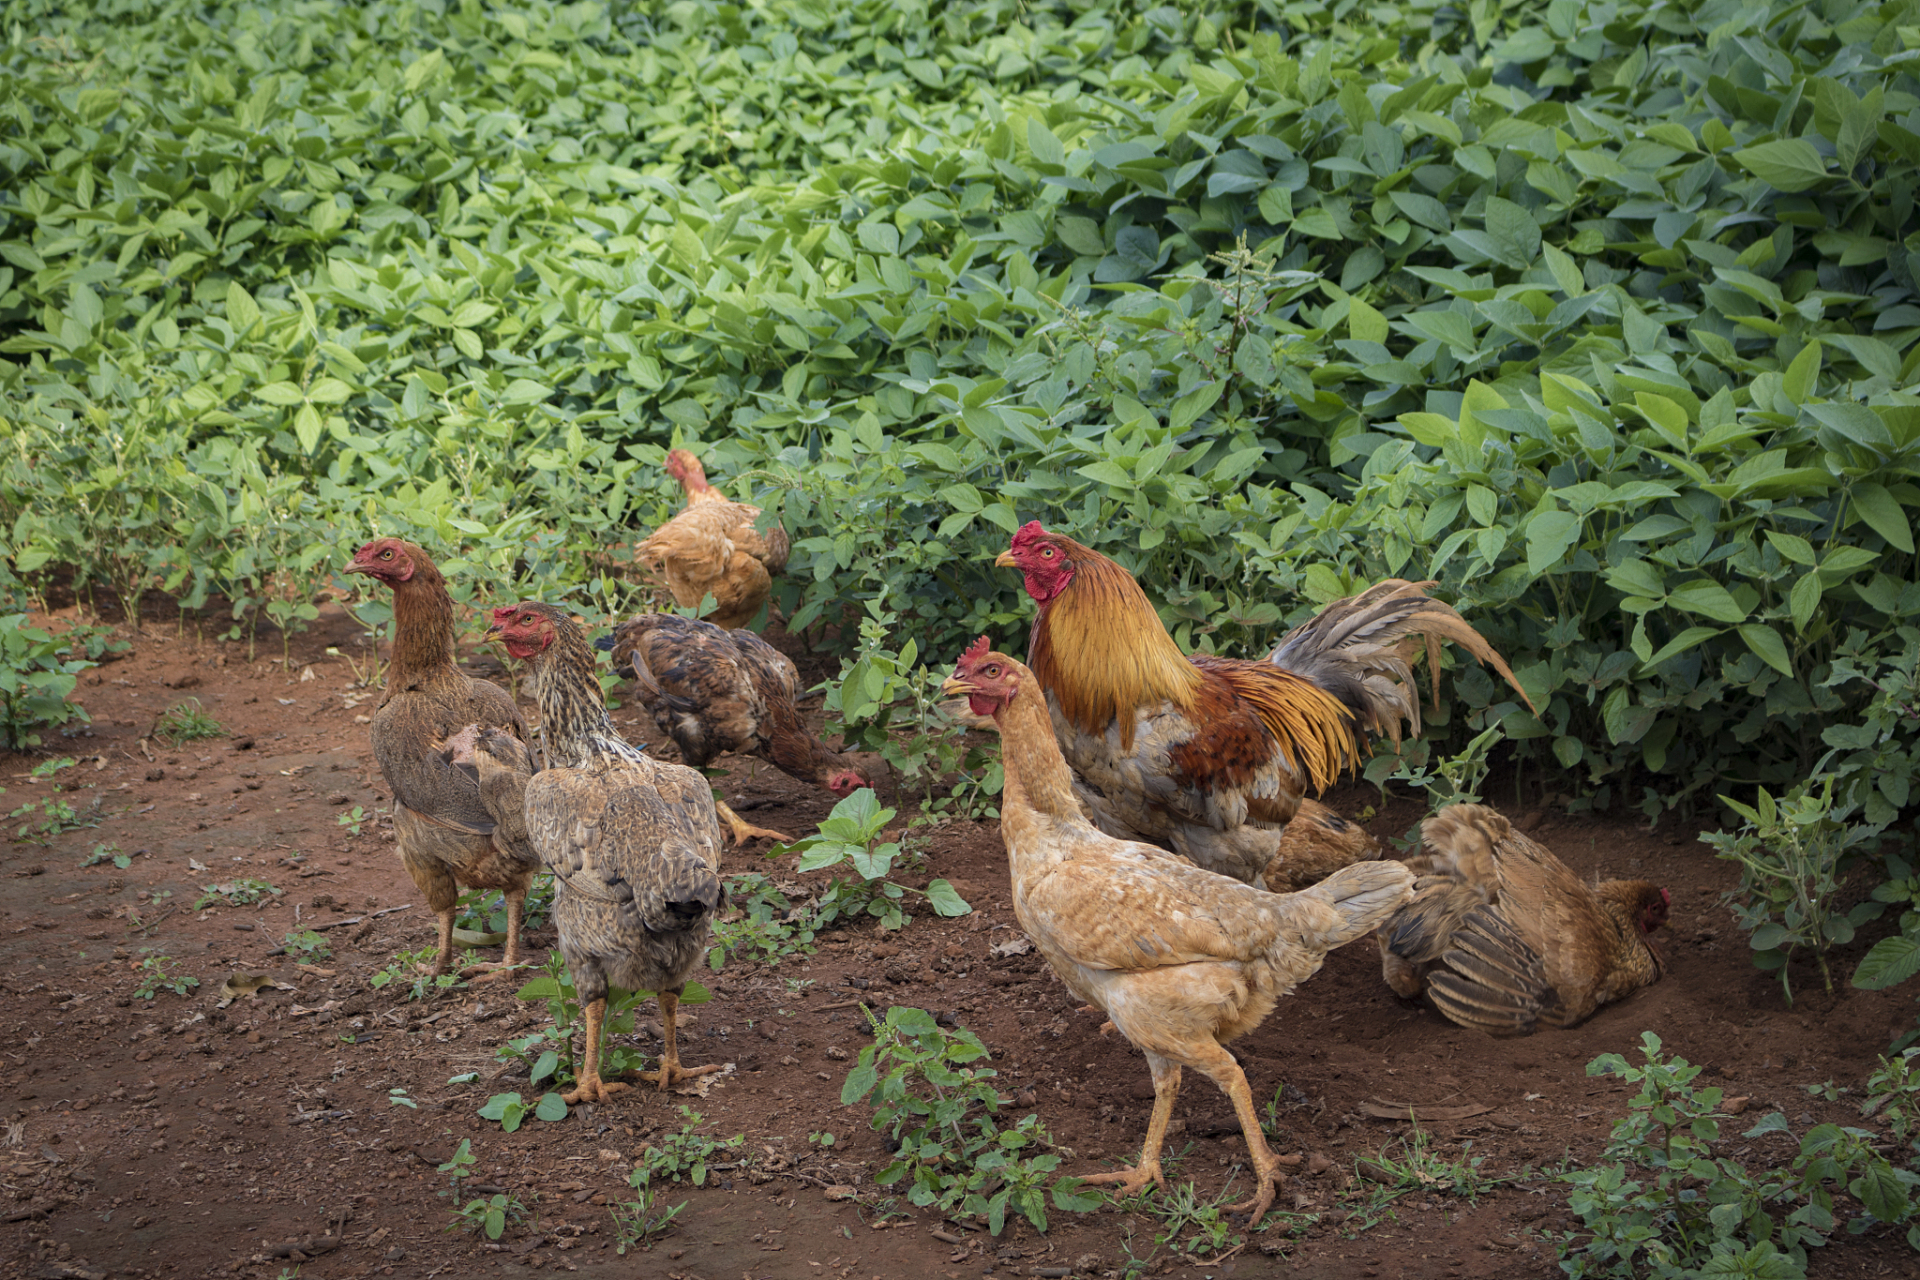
[943,639,1414,1224]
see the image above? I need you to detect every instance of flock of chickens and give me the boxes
[343,450,1671,1223]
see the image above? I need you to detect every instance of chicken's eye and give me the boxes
[379,549,393,560]
[984,665,999,677]
[1040,547,1054,558]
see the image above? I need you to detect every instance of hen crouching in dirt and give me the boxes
[487,602,728,1104]
[1379,804,1669,1035]
[943,639,1415,1224]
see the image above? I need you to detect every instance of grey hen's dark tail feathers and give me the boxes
[1266,580,1535,744]
[640,851,727,934]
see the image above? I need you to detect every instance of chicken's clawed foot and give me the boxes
[562,1075,632,1105]
[459,960,528,984]
[1076,1162,1168,1202]
[643,1061,726,1091]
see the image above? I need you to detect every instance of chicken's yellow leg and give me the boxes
[464,886,528,983]
[715,799,793,847]
[562,998,631,1105]
[1078,1057,1179,1200]
[644,990,725,1090]
[1198,1046,1284,1224]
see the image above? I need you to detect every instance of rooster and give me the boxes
[633,449,789,630]
[1379,804,1669,1034]
[995,523,1530,890]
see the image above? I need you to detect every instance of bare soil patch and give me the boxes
[2,606,1914,1279]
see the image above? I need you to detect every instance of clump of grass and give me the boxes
[155,697,223,744]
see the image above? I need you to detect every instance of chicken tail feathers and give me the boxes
[1426,906,1563,1036]
[1267,580,1534,745]
[642,856,726,935]
[1294,859,1416,950]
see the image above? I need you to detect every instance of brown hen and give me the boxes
[634,449,789,630]
[347,538,538,979]
[488,602,727,1104]
[1378,804,1669,1035]
[599,613,868,845]
[944,639,1414,1224]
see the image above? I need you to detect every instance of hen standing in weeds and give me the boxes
[996,522,1532,891]
[943,639,1415,1224]
[486,602,727,1104]
[633,449,790,631]
[346,538,538,979]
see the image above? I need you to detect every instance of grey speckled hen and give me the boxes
[486,602,727,1104]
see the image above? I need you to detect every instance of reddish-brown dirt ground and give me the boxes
[3,601,1917,1280]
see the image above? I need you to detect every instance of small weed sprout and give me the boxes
[840,1004,1098,1235]
[370,946,463,1000]
[154,698,223,744]
[83,841,129,869]
[132,953,198,999]
[785,790,971,933]
[336,805,368,836]
[283,929,331,963]
[194,877,280,909]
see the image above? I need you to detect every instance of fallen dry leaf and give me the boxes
[671,1061,736,1098]
[189,857,210,872]
[989,936,1033,958]
[1359,1099,1494,1123]
[216,973,292,1008]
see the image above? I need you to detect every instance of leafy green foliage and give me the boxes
[1561,1033,1920,1278]
[707,872,818,970]
[839,1005,1098,1236]
[282,928,331,963]
[0,615,103,749]
[2,0,1918,817]
[81,840,128,869]
[456,874,556,935]
[369,945,464,1001]
[477,1090,568,1133]
[787,788,972,932]
[8,757,96,843]
[193,876,280,909]
[1703,778,1884,1003]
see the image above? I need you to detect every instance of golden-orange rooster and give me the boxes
[943,640,1414,1222]
[634,449,789,630]
[996,523,1531,891]
[1379,804,1669,1034]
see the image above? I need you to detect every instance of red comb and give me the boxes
[960,635,992,666]
[1010,521,1048,547]
[489,605,518,622]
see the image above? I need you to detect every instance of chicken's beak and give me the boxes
[993,551,1018,568]
[482,623,505,644]
[940,675,975,698]
[344,559,373,576]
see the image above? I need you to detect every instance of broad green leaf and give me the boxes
[1732,138,1830,192]
[1736,623,1793,676]
[1666,580,1747,623]
[1526,509,1580,574]
[1850,482,1914,553]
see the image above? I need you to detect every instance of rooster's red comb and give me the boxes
[489,604,520,623]
[958,635,993,669]
[1009,521,1049,549]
